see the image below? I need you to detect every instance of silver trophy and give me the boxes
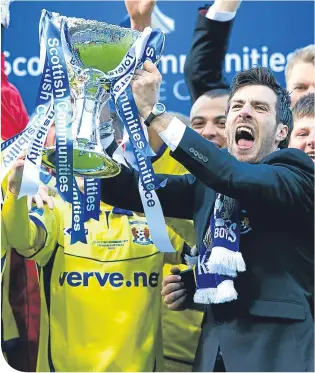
[41,11,141,178]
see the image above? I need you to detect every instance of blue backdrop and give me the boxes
[3,0,314,116]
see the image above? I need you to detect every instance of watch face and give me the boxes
[155,103,165,113]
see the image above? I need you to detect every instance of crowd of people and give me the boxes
[1,0,314,372]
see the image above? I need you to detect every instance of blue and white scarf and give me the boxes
[194,193,250,304]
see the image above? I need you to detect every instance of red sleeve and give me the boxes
[1,54,29,140]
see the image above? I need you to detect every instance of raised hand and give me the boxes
[131,60,162,119]
[27,185,55,211]
[124,0,156,31]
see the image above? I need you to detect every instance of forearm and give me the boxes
[184,1,239,100]
[100,162,195,219]
[171,128,314,211]
[2,190,46,253]
[130,18,151,31]
[213,0,241,12]
[100,165,144,213]
[150,112,174,135]
[148,126,164,154]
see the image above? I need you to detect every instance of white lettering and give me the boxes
[3,51,11,75]
[13,57,27,76]
[197,255,208,275]
[3,47,294,79]
[179,55,186,74]
[27,57,41,76]
[225,53,241,73]
[269,53,286,72]
[173,80,190,101]
[159,80,167,101]
[160,54,178,74]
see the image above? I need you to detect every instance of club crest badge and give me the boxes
[130,221,153,245]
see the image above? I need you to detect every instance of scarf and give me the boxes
[194,193,248,304]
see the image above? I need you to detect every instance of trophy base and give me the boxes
[42,145,121,178]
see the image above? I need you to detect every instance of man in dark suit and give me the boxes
[100,63,314,372]
[184,0,241,153]
[184,0,240,102]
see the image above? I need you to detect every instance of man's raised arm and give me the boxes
[184,0,241,102]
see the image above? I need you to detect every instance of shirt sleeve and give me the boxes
[158,117,187,152]
[206,7,236,22]
[2,190,61,266]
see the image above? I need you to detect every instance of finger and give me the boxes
[134,69,148,77]
[167,294,187,311]
[143,60,158,74]
[162,274,181,288]
[164,288,187,304]
[161,281,184,297]
[164,289,187,307]
[15,158,26,167]
[46,197,54,210]
[33,194,43,209]
[170,267,181,275]
[131,75,140,81]
[16,151,27,161]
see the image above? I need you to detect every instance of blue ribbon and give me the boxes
[71,177,87,245]
[139,29,165,67]
[83,178,101,222]
[110,30,166,194]
[116,87,161,192]
[1,126,32,151]
[45,13,86,244]
[45,14,73,204]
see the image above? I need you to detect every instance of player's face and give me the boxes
[225,85,288,163]
[287,62,315,107]
[289,117,315,162]
[190,95,228,148]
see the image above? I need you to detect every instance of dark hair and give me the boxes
[292,93,315,120]
[227,67,293,148]
[204,88,230,100]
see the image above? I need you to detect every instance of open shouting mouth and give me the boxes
[235,126,255,150]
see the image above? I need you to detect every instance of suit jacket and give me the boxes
[184,12,233,102]
[100,128,314,372]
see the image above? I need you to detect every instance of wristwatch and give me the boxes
[144,103,166,127]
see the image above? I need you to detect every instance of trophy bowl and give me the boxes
[40,11,143,178]
[65,15,141,91]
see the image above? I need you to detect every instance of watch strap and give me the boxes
[144,112,156,127]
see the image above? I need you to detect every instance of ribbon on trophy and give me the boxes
[44,14,74,203]
[1,11,86,244]
[83,178,100,222]
[44,12,86,244]
[107,27,175,253]
[1,10,55,200]
[72,177,87,244]
[0,48,54,203]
